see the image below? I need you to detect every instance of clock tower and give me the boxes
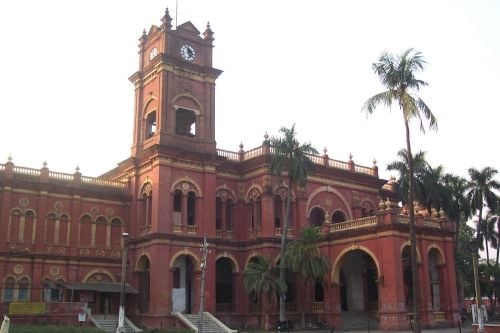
[129,8,222,157]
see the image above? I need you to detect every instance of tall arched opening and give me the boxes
[334,249,379,313]
[171,255,195,313]
[216,257,235,313]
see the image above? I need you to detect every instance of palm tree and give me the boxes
[442,173,471,310]
[270,124,318,321]
[243,255,286,304]
[477,213,498,265]
[387,149,429,207]
[286,226,330,282]
[467,167,500,252]
[363,48,437,333]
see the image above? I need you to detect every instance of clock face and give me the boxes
[149,47,158,61]
[180,44,196,61]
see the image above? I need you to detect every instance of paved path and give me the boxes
[298,323,473,333]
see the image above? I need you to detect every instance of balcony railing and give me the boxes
[311,302,324,312]
[216,144,376,177]
[249,303,262,313]
[433,311,446,321]
[216,303,235,313]
[275,228,294,238]
[330,216,377,232]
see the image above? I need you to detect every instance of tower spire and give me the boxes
[161,7,172,30]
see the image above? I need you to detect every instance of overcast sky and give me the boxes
[0,0,499,183]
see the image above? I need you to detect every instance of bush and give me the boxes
[10,325,105,333]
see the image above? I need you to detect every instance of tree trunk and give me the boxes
[453,208,466,311]
[496,218,500,267]
[279,178,293,321]
[404,117,421,333]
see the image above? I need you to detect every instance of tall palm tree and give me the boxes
[467,167,500,253]
[478,213,498,265]
[286,226,330,282]
[363,48,437,333]
[270,124,318,321]
[243,255,286,304]
[442,173,471,310]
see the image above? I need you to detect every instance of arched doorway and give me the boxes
[402,246,413,310]
[428,248,444,311]
[137,255,150,313]
[172,255,195,313]
[216,257,235,313]
[336,249,379,313]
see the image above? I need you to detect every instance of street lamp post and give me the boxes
[116,232,129,333]
[199,235,210,333]
[471,241,485,333]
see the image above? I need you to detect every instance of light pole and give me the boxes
[116,232,129,333]
[471,241,484,332]
[199,235,210,333]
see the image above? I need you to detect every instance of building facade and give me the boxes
[0,9,459,331]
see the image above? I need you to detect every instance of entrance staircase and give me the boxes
[340,311,379,331]
[175,312,237,333]
[90,314,142,333]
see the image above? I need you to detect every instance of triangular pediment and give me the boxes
[176,21,201,35]
[147,25,161,36]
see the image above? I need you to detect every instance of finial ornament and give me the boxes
[8,154,12,162]
[264,132,269,141]
[349,153,353,160]
[323,147,328,155]
[203,21,214,41]
[373,158,377,166]
[43,161,47,168]
[161,7,173,30]
[239,142,244,151]
[76,165,80,172]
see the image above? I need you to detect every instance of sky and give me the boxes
[0,0,499,183]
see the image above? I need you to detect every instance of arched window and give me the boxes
[215,197,222,230]
[332,211,347,223]
[187,191,196,225]
[18,277,30,301]
[9,210,21,241]
[309,207,325,226]
[3,277,15,302]
[46,213,57,243]
[79,214,93,247]
[314,282,324,302]
[59,214,69,245]
[173,189,182,225]
[95,216,108,249]
[175,108,196,137]
[274,195,283,228]
[226,199,233,231]
[145,111,157,138]
[139,184,153,231]
[24,210,35,243]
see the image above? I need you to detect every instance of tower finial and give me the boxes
[161,7,173,30]
[203,21,214,41]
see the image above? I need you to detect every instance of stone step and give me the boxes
[340,311,379,331]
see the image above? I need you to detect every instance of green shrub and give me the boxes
[10,325,105,333]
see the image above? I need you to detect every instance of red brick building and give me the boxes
[0,9,459,331]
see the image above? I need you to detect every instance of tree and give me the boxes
[387,149,429,206]
[442,173,472,310]
[286,226,330,282]
[243,255,286,304]
[467,167,500,257]
[363,48,437,333]
[270,124,318,321]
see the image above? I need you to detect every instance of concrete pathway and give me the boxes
[299,322,473,333]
